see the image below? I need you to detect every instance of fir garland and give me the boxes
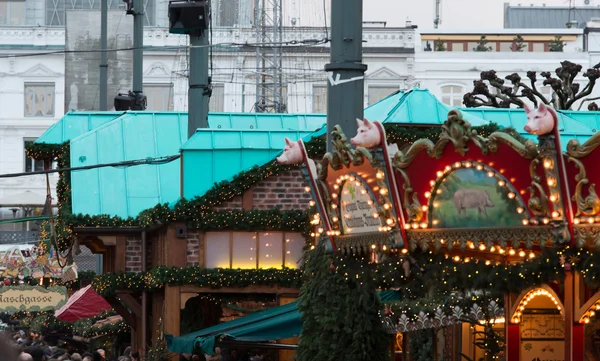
[92,266,303,298]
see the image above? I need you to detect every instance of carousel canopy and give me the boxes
[54,285,111,322]
[166,290,400,355]
[0,191,48,208]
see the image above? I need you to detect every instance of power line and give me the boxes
[0,155,180,179]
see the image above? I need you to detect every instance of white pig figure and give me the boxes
[277,137,304,165]
[350,118,381,148]
[523,102,556,136]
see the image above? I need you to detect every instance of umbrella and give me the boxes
[0,191,49,208]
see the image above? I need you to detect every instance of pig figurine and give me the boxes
[523,102,556,135]
[277,137,304,164]
[350,118,381,148]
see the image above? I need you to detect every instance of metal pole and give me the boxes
[141,230,148,351]
[254,0,260,111]
[325,0,366,152]
[133,0,144,94]
[100,0,108,110]
[188,33,210,137]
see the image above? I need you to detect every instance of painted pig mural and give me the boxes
[350,118,381,148]
[453,189,495,217]
[277,138,303,164]
[523,102,556,135]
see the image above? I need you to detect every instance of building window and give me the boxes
[210,84,225,112]
[23,140,44,173]
[204,231,305,269]
[218,0,239,26]
[144,83,174,111]
[368,86,399,106]
[24,83,55,117]
[45,0,155,26]
[540,86,553,101]
[532,42,545,52]
[451,42,465,52]
[0,0,26,25]
[441,85,463,107]
[312,85,327,113]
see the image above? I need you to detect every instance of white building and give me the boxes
[0,0,416,239]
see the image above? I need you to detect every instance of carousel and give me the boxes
[277,103,600,361]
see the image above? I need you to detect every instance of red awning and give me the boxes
[55,285,111,322]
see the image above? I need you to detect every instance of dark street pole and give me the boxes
[325,0,366,152]
[188,33,210,137]
[132,0,144,95]
[99,0,108,110]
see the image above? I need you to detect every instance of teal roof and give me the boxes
[181,130,317,199]
[69,112,187,218]
[166,290,400,354]
[35,111,124,144]
[208,112,325,131]
[459,107,597,149]
[370,89,489,126]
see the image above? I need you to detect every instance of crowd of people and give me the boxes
[0,331,139,361]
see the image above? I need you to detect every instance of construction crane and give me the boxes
[434,0,441,28]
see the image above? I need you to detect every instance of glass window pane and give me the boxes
[284,233,305,269]
[232,232,257,269]
[0,2,7,24]
[258,232,283,269]
[452,42,464,52]
[210,84,225,112]
[500,42,512,52]
[368,86,398,105]
[533,43,545,52]
[205,232,230,268]
[312,86,327,113]
[144,83,173,111]
[9,0,26,25]
[24,83,55,117]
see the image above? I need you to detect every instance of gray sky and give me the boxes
[363,0,582,29]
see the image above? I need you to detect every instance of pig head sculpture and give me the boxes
[350,118,382,148]
[277,137,304,165]
[523,102,557,136]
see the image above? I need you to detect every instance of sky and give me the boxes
[362,0,586,29]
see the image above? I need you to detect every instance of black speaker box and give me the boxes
[169,1,210,35]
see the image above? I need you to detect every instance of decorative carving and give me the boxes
[567,134,600,158]
[391,139,435,169]
[568,157,600,216]
[17,64,63,77]
[145,62,170,76]
[382,301,504,334]
[488,132,538,160]
[322,125,372,172]
[407,227,555,252]
[333,232,400,254]
[574,225,600,248]
[396,169,423,222]
[433,110,490,158]
[366,67,402,80]
[527,159,550,217]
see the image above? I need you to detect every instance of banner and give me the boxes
[0,244,77,281]
[0,286,68,312]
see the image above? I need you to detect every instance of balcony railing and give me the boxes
[0,231,40,244]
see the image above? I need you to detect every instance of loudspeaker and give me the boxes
[114,91,147,111]
[168,1,210,35]
[175,225,187,238]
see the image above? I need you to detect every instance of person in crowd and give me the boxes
[122,347,131,357]
[24,347,44,361]
[130,352,139,361]
[70,354,82,361]
[17,354,33,361]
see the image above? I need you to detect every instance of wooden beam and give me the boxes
[115,236,127,272]
[105,296,137,329]
[242,188,254,210]
[116,292,143,318]
[180,285,300,295]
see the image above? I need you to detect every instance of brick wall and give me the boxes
[125,237,142,272]
[251,170,311,210]
[212,196,243,211]
[186,232,202,267]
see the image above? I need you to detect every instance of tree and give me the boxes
[549,36,565,52]
[434,39,446,51]
[473,36,492,52]
[511,35,526,52]
[463,60,600,110]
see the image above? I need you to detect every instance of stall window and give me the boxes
[205,232,230,268]
[232,232,256,269]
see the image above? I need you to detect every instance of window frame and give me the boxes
[440,84,465,107]
[204,231,305,270]
[24,82,56,118]
[367,85,400,106]
[143,82,174,111]
[0,0,26,25]
[312,85,328,113]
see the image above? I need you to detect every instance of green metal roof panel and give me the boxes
[382,89,489,126]
[364,91,404,120]
[205,112,325,131]
[69,112,187,218]
[558,111,600,131]
[181,130,315,200]
[35,111,124,144]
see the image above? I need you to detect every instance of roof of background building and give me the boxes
[504,4,600,29]
[37,88,600,219]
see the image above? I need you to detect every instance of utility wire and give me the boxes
[0,155,180,179]
[0,38,329,59]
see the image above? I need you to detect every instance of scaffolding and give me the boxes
[253,0,286,113]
